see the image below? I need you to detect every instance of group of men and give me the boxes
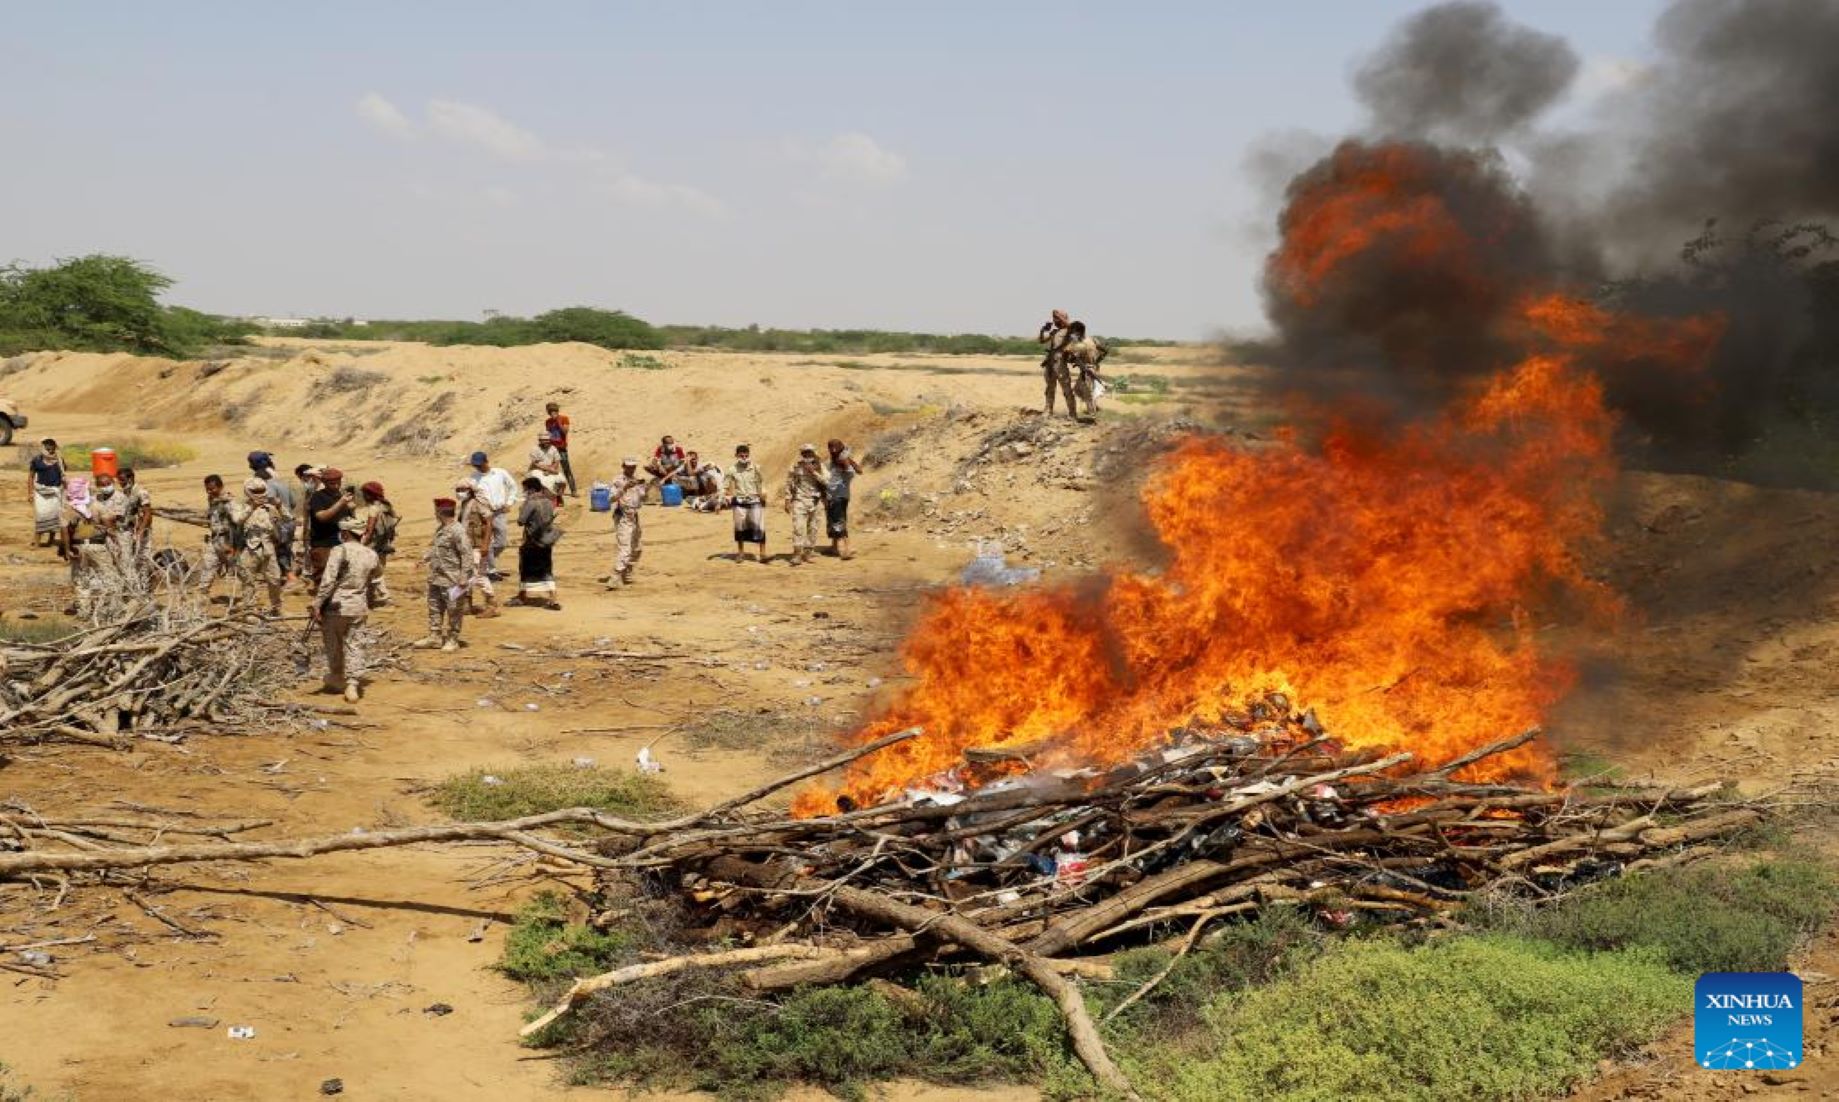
[18,352,967,705]
[26,439,155,616]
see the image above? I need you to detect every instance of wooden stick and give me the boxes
[521,944,836,1037]
[1101,910,1218,1023]
[826,884,1138,1100]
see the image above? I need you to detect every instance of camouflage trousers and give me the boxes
[1043,359,1077,417]
[237,541,284,612]
[790,498,823,551]
[613,512,642,577]
[426,582,466,640]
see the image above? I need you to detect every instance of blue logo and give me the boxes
[1695,972,1802,1070]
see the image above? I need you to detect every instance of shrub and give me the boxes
[499,892,643,984]
[62,437,196,471]
[430,763,677,823]
[1476,858,1839,973]
[567,972,1078,1101]
[0,618,79,645]
[323,366,387,392]
[617,352,670,371]
[1135,936,1688,1102]
[1095,907,1321,1037]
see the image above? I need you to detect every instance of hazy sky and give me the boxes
[3,1,1667,338]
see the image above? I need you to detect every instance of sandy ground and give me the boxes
[0,339,1835,1100]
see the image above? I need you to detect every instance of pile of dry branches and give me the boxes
[0,703,1770,1097]
[0,599,309,747]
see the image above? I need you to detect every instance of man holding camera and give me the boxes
[306,467,357,586]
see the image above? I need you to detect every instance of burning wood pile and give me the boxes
[0,599,309,747]
[518,700,1763,1089]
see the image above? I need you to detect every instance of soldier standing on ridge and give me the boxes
[783,443,829,567]
[1037,308,1077,419]
[1063,321,1109,423]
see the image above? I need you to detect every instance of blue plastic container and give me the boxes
[659,482,684,507]
[589,483,612,512]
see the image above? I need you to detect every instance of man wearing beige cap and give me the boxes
[606,457,650,586]
[783,443,829,566]
[312,514,380,703]
[454,480,500,617]
[228,477,285,615]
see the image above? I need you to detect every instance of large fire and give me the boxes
[793,141,1721,816]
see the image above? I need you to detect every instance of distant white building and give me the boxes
[251,317,313,329]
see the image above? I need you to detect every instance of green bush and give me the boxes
[1135,936,1688,1102]
[1096,907,1321,1037]
[567,973,1079,1101]
[430,763,677,824]
[1478,858,1839,973]
[62,437,197,471]
[499,892,643,984]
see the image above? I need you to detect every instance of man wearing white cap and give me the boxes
[783,443,829,566]
[228,477,285,615]
[311,514,380,702]
[466,450,519,580]
[607,457,650,586]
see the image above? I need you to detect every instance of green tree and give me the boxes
[0,254,177,354]
[529,306,664,350]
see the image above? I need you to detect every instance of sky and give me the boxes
[1,1,1669,339]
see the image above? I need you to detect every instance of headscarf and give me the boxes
[65,477,93,519]
[243,477,269,497]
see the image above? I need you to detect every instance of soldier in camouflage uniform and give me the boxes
[783,443,829,566]
[228,478,285,615]
[455,481,501,618]
[1063,321,1109,422]
[198,474,239,602]
[607,457,650,587]
[1037,308,1077,419]
[415,497,475,651]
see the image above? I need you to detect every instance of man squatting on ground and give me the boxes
[415,496,476,652]
[784,443,829,566]
[312,514,380,703]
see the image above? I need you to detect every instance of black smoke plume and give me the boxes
[1259,0,1839,484]
[1353,0,1579,145]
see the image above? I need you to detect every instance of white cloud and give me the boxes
[354,95,724,217]
[606,173,728,218]
[783,132,908,186]
[816,132,908,185]
[355,92,414,139]
[427,99,545,161]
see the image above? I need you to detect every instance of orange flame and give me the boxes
[791,143,1723,817]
